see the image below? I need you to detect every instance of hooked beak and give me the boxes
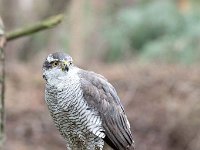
[61,61,69,71]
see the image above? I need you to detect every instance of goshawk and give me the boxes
[42,52,135,150]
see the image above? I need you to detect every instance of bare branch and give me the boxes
[6,14,64,41]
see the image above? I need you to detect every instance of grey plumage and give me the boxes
[42,52,135,150]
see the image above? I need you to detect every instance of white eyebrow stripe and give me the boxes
[46,53,73,64]
[47,55,58,63]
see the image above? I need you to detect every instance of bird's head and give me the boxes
[42,52,73,82]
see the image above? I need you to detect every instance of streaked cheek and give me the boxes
[43,61,52,69]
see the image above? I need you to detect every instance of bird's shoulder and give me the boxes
[77,68,123,113]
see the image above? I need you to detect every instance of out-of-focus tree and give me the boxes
[68,0,86,65]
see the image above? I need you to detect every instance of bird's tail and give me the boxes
[103,141,135,150]
[127,141,135,150]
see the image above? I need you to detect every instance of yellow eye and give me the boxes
[52,61,59,67]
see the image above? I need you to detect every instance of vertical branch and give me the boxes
[0,14,63,149]
[0,16,6,149]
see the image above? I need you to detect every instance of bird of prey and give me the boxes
[42,52,135,150]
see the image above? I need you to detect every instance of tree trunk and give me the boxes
[0,16,6,149]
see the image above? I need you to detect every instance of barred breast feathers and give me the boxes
[46,67,105,139]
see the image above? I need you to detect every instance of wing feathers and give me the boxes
[78,69,135,150]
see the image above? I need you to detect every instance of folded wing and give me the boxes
[78,69,135,150]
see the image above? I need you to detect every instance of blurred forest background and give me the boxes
[1,0,200,150]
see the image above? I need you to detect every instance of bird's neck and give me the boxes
[46,67,80,89]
